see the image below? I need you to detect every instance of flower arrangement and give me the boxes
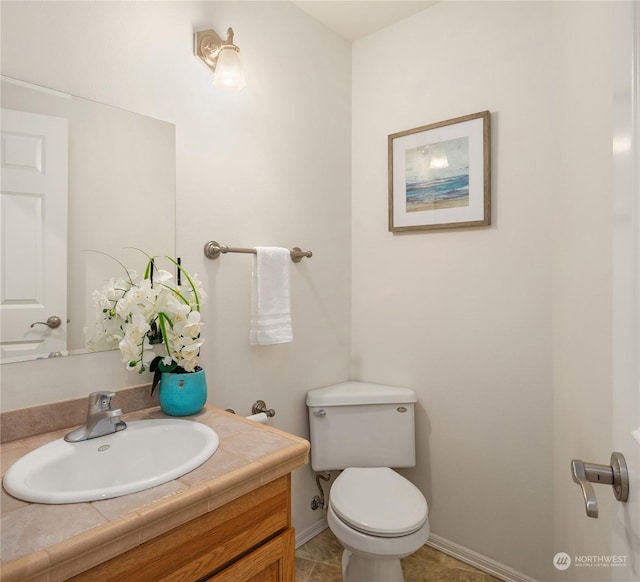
[87,253,205,393]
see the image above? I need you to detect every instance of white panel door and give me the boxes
[1,108,68,361]
[612,3,640,579]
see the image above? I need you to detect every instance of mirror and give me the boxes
[0,77,176,364]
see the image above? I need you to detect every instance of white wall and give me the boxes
[352,1,617,581]
[0,0,351,539]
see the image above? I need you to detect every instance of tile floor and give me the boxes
[295,528,501,582]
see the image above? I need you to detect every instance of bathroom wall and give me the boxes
[352,1,615,581]
[352,2,611,580]
[0,0,351,540]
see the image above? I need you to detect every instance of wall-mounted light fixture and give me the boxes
[194,27,246,90]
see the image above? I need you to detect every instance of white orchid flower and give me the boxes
[90,254,205,374]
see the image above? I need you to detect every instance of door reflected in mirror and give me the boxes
[0,77,176,364]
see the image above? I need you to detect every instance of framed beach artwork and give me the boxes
[388,111,491,232]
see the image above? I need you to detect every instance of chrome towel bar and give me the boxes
[203,240,312,263]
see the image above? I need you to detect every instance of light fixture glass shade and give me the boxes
[213,48,246,90]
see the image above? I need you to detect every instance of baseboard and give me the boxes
[426,533,539,582]
[295,517,328,549]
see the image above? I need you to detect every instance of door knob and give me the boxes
[571,452,629,518]
[30,316,62,329]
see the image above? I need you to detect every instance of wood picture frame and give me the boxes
[388,111,491,232]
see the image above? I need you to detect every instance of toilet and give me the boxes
[306,381,429,582]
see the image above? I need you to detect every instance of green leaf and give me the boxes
[150,356,163,396]
[156,282,190,305]
[159,359,177,373]
[157,311,174,358]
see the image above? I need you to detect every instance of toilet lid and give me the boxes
[330,467,428,537]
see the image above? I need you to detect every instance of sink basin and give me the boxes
[3,419,219,504]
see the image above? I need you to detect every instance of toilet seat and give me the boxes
[330,467,428,538]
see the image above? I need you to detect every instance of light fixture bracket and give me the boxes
[194,27,238,73]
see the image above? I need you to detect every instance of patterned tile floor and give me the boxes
[295,528,501,582]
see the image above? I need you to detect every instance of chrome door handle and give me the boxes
[571,452,629,518]
[30,315,62,329]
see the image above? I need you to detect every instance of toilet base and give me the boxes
[342,548,404,582]
[327,500,429,582]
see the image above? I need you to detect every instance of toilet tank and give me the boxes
[306,382,417,472]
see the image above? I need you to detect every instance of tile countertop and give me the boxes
[0,406,310,582]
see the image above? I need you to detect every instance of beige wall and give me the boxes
[352,1,613,580]
[0,0,351,540]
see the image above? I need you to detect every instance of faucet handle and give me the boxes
[88,391,117,412]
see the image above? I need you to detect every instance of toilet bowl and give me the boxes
[327,467,430,582]
[306,382,430,582]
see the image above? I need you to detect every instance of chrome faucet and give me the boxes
[64,391,127,442]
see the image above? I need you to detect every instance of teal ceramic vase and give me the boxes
[159,368,207,416]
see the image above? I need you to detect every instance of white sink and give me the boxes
[3,419,219,504]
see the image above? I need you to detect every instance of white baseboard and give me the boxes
[426,533,539,582]
[295,517,328,549]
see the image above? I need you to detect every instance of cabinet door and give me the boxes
[208,528,295,582]
[69,476,291,582]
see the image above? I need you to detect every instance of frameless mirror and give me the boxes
[0,76,176,363]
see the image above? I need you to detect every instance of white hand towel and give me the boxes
[250,247,293,345]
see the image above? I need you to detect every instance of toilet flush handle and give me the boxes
[312,409,327,417]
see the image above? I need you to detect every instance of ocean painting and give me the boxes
[405,136,470,213]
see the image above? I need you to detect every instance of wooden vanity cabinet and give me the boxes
[69,475,295,582]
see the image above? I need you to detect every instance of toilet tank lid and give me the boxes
[306,381,416,406]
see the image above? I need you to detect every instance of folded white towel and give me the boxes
[250,247,293,345]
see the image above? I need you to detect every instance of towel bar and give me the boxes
[203,240,312,263]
